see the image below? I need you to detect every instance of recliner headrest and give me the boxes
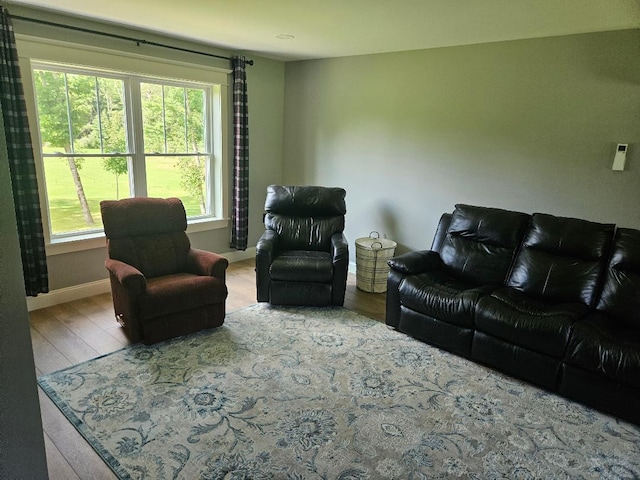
[265,185,346,216]
[101,197,187,239]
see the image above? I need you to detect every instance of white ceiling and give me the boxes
[8,0,640,61]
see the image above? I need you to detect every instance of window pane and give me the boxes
[141,82,208,154]
[43,156,131,235]
[146,156,207,216]
[186,88,206,153]
[33,70,71,152]
[141,82,166,153]
[97,78,128,153]
[33,70,127,155]
[163,85,187,154]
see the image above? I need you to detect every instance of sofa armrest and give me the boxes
[187,249,229,279]
[331,232,349,306]
[388,250,442,275]
[257,229,279,258]
[105,258,147,297]
[256,230,279,302]
[331,232,349,265]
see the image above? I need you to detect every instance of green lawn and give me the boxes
[43,155,204,235]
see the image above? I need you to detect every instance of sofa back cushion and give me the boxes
[439,204,530,285]
[507,213,614,306]
[596,228,640,326]
[264,185,346,252]
[431,213,452,252]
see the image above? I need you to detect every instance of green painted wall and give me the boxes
[283,29,640,254]
[0,113,48,477]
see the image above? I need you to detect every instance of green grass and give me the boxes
[43,154,204,235]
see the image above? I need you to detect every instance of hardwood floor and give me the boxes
[30,258,386,479]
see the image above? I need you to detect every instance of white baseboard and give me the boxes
[220,246,256,264]
[26,247,257,312]
[26,279,111,312]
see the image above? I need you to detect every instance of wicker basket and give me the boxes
[355,231,397,293]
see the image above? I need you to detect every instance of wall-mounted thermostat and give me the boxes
[612,143,628,171]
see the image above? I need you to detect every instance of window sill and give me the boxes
[186,217,229,234]
[45,217,229,256]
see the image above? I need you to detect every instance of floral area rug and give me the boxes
[38,304,640,479]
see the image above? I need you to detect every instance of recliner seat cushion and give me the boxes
[475,288,589,358]
[138,273,227,320]
[399,271,495,328]
[439,204,530,285]
[270,251,333,282]
[564,313,640,389]
[270,282,332,306]
[507,213,614,305]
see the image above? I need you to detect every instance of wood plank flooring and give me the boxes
[30,258,386,479]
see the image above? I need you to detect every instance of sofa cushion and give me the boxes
[475,288,589,358]
[564,313,640,389]
[399,271,495,328]
[270,251,333,282]
[138,273,227,320]
[507,213,614,306]
[439,204,530,286]
[596,228,640,327]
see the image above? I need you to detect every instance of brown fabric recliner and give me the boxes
[100,197,228,344]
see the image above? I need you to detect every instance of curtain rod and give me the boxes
[11,14,254,65]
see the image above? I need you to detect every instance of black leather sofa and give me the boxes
[386,204,640,424]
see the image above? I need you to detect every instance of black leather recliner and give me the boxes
[256,185,348,306]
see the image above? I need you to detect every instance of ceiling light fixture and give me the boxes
[276,34,295,40]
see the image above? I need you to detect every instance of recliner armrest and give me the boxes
[257,230,279,260]
[105,258,147,297]
[256,230,279,302]
[388,250,442,275]
[187,249,229,279]
[331,232,349,306]
[331,232,349,264]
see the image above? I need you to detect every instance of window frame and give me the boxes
[17,36,230,255]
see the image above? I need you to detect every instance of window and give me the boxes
[17,37,229,248]
[32,63,216,238]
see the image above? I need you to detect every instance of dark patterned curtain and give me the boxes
[0,7,48,296]
[230,55,249,251]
